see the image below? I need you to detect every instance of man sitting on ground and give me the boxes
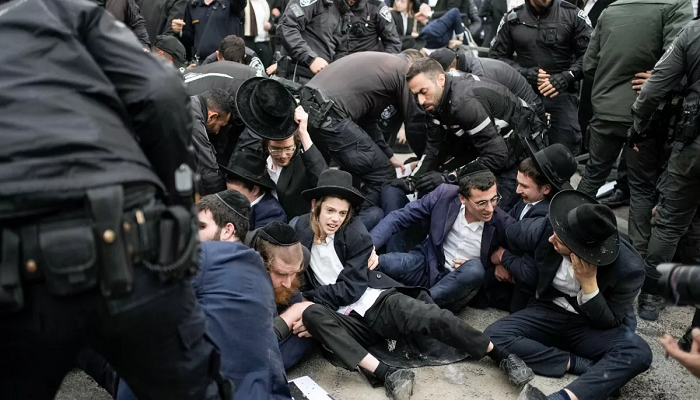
[370,163,512,312]
[221,149,287,230]
[290,169,534,399]
[485,191,653,400]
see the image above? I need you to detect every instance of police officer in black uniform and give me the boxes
[346,0,402,54]
[489,0,592,155]
[277,0,350,83]
[430,47,547,123]
[407,58,547,210]
[629,18,700,322]
[0,1,230,399]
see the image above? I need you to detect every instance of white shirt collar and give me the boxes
[266,155,281,173]
[250,194,264,207]
[460,204,485,232]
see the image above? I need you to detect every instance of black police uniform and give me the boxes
[347,0,402,54]
[201,47,268,77]
[278,0,349,83]
[489,0,592,155]
[181,0,247,62]
[415,71,546,209]
[0,1,229,399]
[630,18,700,309]
[303,52,417,207]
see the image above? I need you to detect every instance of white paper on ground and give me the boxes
[596,181,616,198]
[289,376,335,400]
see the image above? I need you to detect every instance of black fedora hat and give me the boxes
[219,150,275,191]
[235,77,297,141]
[549,190,620,265]
[302,170,365,208]
[532,144,577,191]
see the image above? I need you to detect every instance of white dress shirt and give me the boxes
[310,235,384,317]
[442,205,484,271]
[518,199,542,221]
[250,193,264,208]
[552,256,600,314]
[401,12,408,35]
[266,156,281,200]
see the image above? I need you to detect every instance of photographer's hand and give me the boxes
[660,328,700,378]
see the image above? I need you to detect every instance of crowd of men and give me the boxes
[2,0,700,399]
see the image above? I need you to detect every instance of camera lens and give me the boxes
[657,263,700,306]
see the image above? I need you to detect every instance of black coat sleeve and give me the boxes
[161,0,187,35]
[578,266,644,330]
[126,0,151,48]
[412,118,444,176]
[378,9,402,54]
[452,97,509,172]
[279,0,324,65]
[488,14,521,69]
[299,144,329,186]
[465,0,482,35]
[568,9,592,80]
[503,217,549,286]
[180,4,195,53]
[83,5,193,205]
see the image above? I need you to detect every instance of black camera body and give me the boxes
[657,263,700,306]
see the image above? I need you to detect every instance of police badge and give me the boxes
[379,6,392,23]
[300,0,317,7]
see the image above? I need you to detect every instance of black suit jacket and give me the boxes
[295,214,427,310]
[508,199,550,221]
[390,10,425,50]
[275,145,328,219]
[506,216,645,330]
[250,193,287,230]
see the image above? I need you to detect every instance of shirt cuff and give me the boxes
[577,288,599,305]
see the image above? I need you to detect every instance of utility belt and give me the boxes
[672,102,700,146]
[0,185,198,314]
[300,86,348,129]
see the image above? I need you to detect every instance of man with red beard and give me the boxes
[249,221,318,369]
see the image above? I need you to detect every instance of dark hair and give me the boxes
[406,57,444,82]
[218,35,246,63]
[402,49,424,66]
[224,176,257,192]
[518,157,549,187]
[197,191,249,241]
[457,171,497,198]
[201,88,235,117]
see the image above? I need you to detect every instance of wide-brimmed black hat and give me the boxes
[532,144,577,191]
[549,190,620,266]
[219,150,275,191]
[302,170,365,208]
[235,77,297,140]
[154,35,187,69]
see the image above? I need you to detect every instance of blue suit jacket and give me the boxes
[508,199,550,221]
[192,241,292,400]
[371,184,513,287]
[250,192,288,230]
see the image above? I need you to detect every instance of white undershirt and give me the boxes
[442,204,484,271]
[250,193,263,207]
[552,256,600,314]
[310,235,384,317]
[519,199,542,220]
[266,156,281,200]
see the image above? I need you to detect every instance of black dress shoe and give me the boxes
[599,189,629,208]
[517,384,548,400]
[500,354,535,387]
[638,293,665,321]
[384,369,415,400]
[678,326,695,352]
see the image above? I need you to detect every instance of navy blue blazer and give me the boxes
[250,192,288,230]
[502,198,550,284]
[508,199,550,221]
[192,241,292,400]
[371,183,514,286]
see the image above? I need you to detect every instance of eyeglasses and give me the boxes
[268,146,296,156]
[468,193,502,209]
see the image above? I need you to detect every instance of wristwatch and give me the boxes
[446,171,458,184]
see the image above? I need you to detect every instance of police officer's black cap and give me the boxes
[154,35,187,69]
[258,221,299,246]
[429,48,458,71]
[236,77,297,140]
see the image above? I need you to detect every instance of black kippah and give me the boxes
[457,161,490,179]
[258,221,299,246]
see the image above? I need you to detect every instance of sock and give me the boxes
[373,362,397,382]
[547,389,572,400]
[487,345,510,363]
[568,355,592,375]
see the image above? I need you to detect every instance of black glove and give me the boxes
[626,125,648,149]
[548,72,576,92]
[519,67,540,87]
[388,179,412,194]
[415,171,446,193]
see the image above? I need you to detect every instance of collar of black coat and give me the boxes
[195,94,208,121]
[436,72,455,116]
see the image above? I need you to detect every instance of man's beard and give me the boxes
[274,276,301,305]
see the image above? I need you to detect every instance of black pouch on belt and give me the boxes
[87,186,133,298]
[153,205,198,280]
[0,229,24,313]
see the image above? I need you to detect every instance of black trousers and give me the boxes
[0,268,227,400]
[485,301,652,400]
[541,92,582,156]
[310,117,396,207]
[577,118,668,257]
[301,291,491,369]
[643,137,700,294]
[244,37,273,68]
